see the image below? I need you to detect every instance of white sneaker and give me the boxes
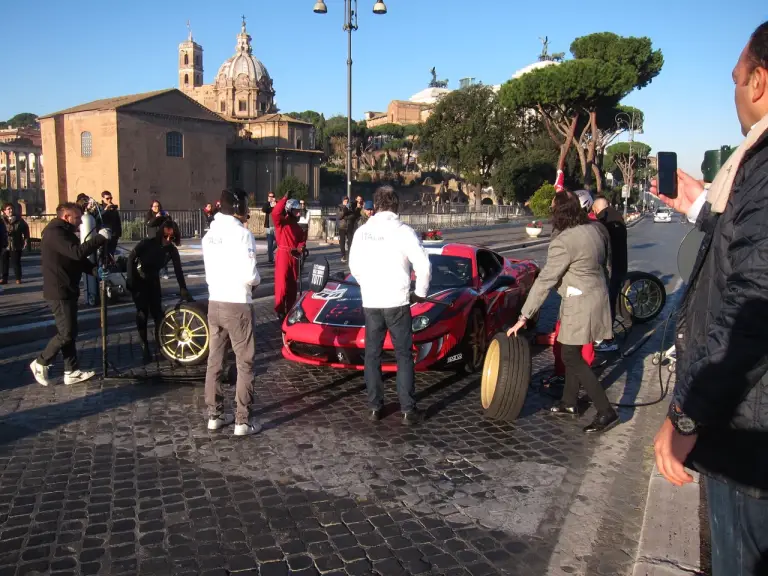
[162,273,169,280]
[234,419,262,437]
[207,413,235,430]
[64,369,97,385]
[30,360,50,386]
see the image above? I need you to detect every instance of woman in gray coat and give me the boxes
[508,192,619,434]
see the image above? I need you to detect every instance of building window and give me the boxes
[81,131,92,157]
[238,100,246,112]
[296,137,302,150]
[260,101,266,112]
[184,54,189,65]
[184,74,189,85]
[166,132,183,158]
[220,101,225,112]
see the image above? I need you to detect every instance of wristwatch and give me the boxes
[668,403,698,436]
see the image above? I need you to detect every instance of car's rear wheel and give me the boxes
[458,307,486,373]
[620,271,666,324]
[481,333,531,421]
[158,302,210,366]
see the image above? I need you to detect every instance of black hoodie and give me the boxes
[40,218,106,300]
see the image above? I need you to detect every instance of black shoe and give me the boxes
[583,411,619,434]
[369,409,382,422]
[549,401,579,415]
[402,410,422,426]
[141,343,152,365]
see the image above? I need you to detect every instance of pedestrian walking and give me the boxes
[29,202,109,386]
[126,219,192,363]
[100,190,122,257]
[202,188,262,436]
[272,192,306,321]
[349,186,431,425]
[651,21,768,576]
[508,191,618,434]
[262,192,277,264]
[0,203,29,285]
[337,196,353,262]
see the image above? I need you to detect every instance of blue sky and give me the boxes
[1,0,766,177]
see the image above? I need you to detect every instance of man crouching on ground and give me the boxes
[202,188,262,436]
[349,186,431,425]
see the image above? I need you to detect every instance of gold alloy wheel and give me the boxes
[159,306,210,364]
[624,278,663,320]
[481,338,500,409]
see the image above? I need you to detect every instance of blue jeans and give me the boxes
[364,305,416,413]
[706,475,768,575]
[266,228,276,263]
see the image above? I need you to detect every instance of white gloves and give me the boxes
[98,228,112,241]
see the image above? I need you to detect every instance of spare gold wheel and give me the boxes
[159,303,210,366]
[480,332,531,421]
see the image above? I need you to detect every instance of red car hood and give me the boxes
[299,279,467,328]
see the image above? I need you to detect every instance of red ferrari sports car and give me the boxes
[281,243,539,372]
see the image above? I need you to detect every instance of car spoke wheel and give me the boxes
[159,303,210,365]
[621,271,666,323]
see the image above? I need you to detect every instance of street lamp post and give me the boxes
[615,110,639,219]
[314,0,387,200]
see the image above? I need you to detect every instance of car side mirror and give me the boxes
[491,275,516,291]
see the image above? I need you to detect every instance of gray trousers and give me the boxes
[204,301,255,423]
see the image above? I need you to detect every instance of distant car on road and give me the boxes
[654,208,672,223]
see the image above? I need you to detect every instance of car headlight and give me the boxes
[412,315,430,332]
[286,306,307,326]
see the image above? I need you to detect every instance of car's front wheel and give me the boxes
[458,307,487,373]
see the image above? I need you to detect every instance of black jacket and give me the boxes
[596,206,628,277]
[338,204,352,230]
[0,218,7,252]
[262,202,274,229]
[40,218,106,301]
[146,210,169,237]
[126,236,186,292]
[2,215,29,252]
[100,204,122,238]
[675,128,768,497]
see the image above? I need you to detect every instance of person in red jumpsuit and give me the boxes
[273,194,307,320]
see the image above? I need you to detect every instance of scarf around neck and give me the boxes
[706,113,768,214]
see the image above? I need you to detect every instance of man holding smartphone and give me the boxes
[262,192,277,264]
[651,21,768,576]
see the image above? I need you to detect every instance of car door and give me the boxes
[476,250,519,335]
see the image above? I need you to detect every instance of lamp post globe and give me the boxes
[373,1,387,14]
[313,1,328,13]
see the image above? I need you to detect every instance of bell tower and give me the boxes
[179,21,203,90]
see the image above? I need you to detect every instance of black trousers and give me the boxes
[364,305,417,413]
[561,343,613,414]
[609,270,626,322]
[0,249,22,282]
[38,299,79,372]
[339,228,351,258]
[131,278,163,346]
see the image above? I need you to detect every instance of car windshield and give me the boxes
[424,255,474,288]
[656,208,670,214]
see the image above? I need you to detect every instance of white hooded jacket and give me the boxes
[349,211,431,309]
[203,213,261,303]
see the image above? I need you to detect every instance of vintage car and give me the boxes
[280,243,540,373]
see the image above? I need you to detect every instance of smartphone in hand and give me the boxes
[657,152,678,199]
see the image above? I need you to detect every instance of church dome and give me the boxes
[215,18,271,88]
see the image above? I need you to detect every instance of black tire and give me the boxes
[458,307,487,373]
[158,302,211,366]
[620,271,666,324]
[481,333,531,421]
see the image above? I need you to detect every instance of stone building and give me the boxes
[365,86,451,128]
[40,90,232,211]
[39,18,320,212]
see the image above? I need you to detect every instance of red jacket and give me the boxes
[272,196,306,251]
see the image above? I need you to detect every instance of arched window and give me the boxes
[184,74,189,85]
[238,100,246,112]
[166,132,183,158]
[184,54,189,65]
[81,131,92,157]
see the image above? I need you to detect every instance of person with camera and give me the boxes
[30,202,109,386]
[349,186,431,425]
[126,218,192,363]
[337,196,353,262]
[203,188,262,436]
[651,22,768,576]
[273,191,307,321]
[262,192,277,264]
[1,203,29,285]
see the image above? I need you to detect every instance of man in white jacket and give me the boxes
[349,186,431,425]
[202,189,262,436]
